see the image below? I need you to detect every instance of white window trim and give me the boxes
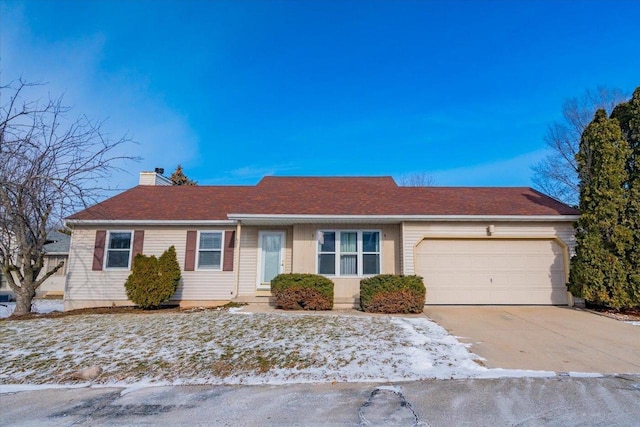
[316,230,381,278]
[196,230,224,271]
[104,230,133,270]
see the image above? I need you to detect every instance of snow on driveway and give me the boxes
[0,308,552,389]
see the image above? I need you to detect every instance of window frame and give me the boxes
[196,230,224,271]
[104,230,133,270]
[316,230,381,277]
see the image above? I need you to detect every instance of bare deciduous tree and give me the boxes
[532,87,627,206]
[397,172,436,187]
[0,80,137,316]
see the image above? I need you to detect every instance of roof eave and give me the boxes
[227,214,580,226]
[65,219,237,227]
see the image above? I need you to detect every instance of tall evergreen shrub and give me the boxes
[125,246,181,309]
[569,110,633,308]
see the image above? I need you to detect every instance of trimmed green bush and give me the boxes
[360,274,425,313]
[125,246,181,309]
[159,245,181,292]
[271,273,334,310]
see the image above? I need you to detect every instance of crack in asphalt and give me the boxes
[358,387,428,427]
[49,391,178,425]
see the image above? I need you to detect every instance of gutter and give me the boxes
[226,214,580,223]
[65,219,237,227]
[65,214,580,227]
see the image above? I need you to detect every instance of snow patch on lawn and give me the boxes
[0,310,575,391]
[0,382,90,393]
[0,300,64,318]
[625,321,640,326]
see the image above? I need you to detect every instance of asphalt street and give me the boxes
[2,376,640,426]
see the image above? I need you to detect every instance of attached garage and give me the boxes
[415,238,568,305]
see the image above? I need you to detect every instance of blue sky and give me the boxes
[1,0,639,189]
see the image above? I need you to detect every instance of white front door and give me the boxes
[257,231,285,289]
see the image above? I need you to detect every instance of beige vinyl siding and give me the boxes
[65,226,236,309]
[65,228,131,305]
[237,227,258,296]
[144,228,236,301]
[401,221,576,275]
[291,223,401,301]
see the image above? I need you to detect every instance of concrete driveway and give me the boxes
[424,306,640,374]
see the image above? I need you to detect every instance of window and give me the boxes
[318,231,336,275]
[340,232,358,275]
[198,231,223,270]
[317,230,380,276]
[106,231,132,269]
[362,231,380,275]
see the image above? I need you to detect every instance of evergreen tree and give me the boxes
[569,110,633,308]
[158,245,181,293]
[125,246,181,309]
[611,87,640,303]
[125,254,161,309]
[170,165,197,185]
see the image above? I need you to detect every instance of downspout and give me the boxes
[233,221,242,299]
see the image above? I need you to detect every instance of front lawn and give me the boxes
[0,308,540,386]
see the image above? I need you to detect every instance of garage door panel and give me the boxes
[415,239,567,305]
[427,286,567,305]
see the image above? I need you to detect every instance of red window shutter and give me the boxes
[92,230,107,271]
[132,230,145,261]
[223,230,236,271]
[185,230,197,271]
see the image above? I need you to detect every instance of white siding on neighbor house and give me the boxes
[401,221,576,275]
[65,226,237,308]
[36,255,67,296]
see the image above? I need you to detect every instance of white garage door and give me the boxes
[415,239,567,305]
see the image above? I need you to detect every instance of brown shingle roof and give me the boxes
[67,176,578,221]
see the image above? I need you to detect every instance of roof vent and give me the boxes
[155,167,165,175]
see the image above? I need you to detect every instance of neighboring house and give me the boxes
[63,172,579,311]
[0,271,11,302]
[38,230,71,297]
[0,231,70,301]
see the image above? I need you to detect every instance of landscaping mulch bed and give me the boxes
[0,303,243,322]
[586,303,640,322]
